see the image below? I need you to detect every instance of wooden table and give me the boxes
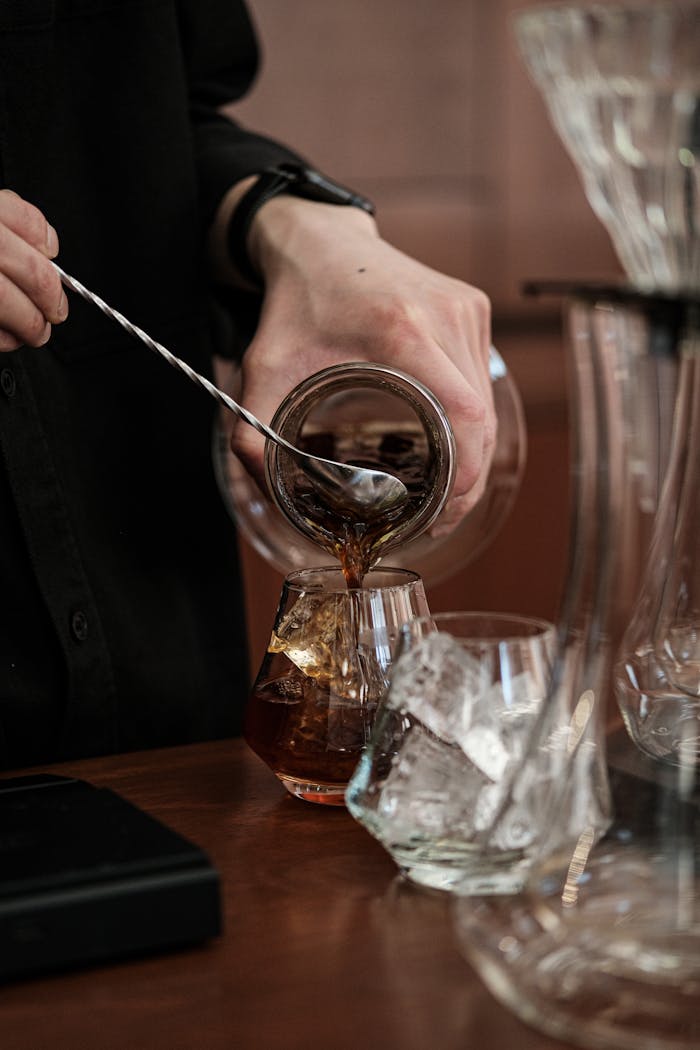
[0,740,575,1050]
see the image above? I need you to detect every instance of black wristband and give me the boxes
[226,162,375,287]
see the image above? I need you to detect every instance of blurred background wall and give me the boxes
[225,0,624,671]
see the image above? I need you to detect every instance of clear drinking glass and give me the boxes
[345,612,556,892]
[244,566,429,806]
[261,362,455,579]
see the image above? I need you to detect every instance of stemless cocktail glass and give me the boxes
[346,612,557,892]
[244,566,429,805]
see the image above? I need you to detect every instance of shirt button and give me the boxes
[70,610,89,643]
[1,368,16,398]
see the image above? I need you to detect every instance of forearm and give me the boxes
[207,175,257,286]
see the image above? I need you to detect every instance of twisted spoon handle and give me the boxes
[53,263,410,516]
[53,263,278,444]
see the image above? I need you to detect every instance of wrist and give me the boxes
[226,163,376,288]
[249,194,378,284]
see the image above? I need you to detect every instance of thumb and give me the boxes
[229,353,288,496]
[230,413,267,495]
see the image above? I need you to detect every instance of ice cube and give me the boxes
[377,725,487,838]
[387,633,488,746]
[387,631,521,781]
[471,780,498,831]
[269,590,362,696]
[462,724,510,782]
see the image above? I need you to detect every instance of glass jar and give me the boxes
[263,362,454,580]
[214,349,526,586]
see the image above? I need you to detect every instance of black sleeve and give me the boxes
[176,0,307,227]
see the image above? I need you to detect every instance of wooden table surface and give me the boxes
[0,740,576,1050]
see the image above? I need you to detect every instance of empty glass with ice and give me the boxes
[345,612,556,891]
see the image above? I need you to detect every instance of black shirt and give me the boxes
[0,0,300,768]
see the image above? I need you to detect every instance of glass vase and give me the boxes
[453,286,700,1050]
[515,0,700,294]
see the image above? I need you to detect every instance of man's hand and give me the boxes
[213,190,496,535]
[0,189,68,351]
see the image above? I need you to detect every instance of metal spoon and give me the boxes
[54,265,408,517]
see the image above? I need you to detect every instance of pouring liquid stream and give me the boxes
[288,425,433,588]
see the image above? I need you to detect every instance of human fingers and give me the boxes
[0,191,68,349]
[428,354,496,534]
[418,348,492,517]
[229,354,287,493]
[385,297,495,516]
[0,189,59,257]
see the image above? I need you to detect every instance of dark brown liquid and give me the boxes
[244,671,375,786]
[293,426,434,586]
